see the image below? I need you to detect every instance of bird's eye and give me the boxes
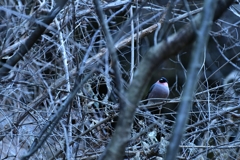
[158,77,167,83]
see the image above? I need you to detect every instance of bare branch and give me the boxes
[0,0,68,79]
[99,0,234,159]
[92,0,123,98]
[165,0,218,159]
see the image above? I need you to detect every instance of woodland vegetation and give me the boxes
[0,0,240,159]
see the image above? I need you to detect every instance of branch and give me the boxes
[0,0,68,79]
[21,72,92,160]
[93,0,124,102]
[99,0,234,159]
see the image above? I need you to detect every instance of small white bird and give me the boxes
[147,77,169,104]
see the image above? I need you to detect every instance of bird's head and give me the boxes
[157,77,169,87]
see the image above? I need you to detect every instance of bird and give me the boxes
[147,77,169,104]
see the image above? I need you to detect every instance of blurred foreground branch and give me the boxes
[100,0,234,159]
[165,0,218,160]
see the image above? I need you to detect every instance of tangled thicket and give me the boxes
[0,0,240,159]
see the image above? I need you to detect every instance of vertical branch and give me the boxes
[136,0,140,67]
[96,0,234,159]
[92,1,124,102]
[165,0,218,160]
[55,19,71,91]
[130,5,135,83]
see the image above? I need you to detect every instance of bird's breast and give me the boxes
[147,84,169,99]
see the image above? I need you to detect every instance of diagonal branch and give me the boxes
[93,0,124,104]
[0,0,68,79]
[99,0,234,159]
[165,0,218,159]
[21,72,93,160]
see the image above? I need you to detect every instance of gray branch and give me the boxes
[92,0,124,104]
[165,0,218,160]
[99,0,234,159]
[0,0,68,79]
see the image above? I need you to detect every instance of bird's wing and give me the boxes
[146,83,155,99]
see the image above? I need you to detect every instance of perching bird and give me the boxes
[147,77,169,104]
